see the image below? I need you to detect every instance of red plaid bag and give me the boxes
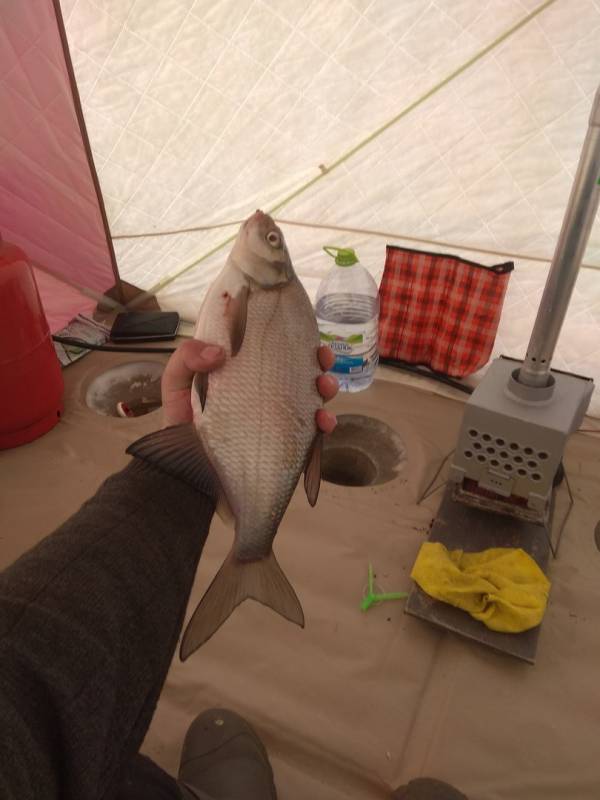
[378,246,513,378]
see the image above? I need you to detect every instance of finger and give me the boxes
[163,340,225,393]
[316,408,337,434]
[317,373,338,402]
[317,345,335,372]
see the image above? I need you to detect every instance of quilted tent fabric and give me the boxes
[2,0,600,405]
[56,0,600,412]
[58,0,600,286]
[0,0,117,330]
[378,246,513,377]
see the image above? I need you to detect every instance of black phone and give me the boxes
[110,311,180,343]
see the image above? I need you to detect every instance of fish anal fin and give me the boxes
[180,549,304,660]
[304,431,323,507]
[126,424,218,500]
[225,285,249,356]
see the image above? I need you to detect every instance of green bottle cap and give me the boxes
[323,245,358,267]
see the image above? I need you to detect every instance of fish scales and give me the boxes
[200,280,320,559]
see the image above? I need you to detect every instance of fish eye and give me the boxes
[266,231,280,247]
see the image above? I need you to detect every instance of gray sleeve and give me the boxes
[0,458,215,800]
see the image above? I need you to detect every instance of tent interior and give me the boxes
[2,0,600,797]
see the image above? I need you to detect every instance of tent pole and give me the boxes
[518,86,600,389]
[51,0,125,305]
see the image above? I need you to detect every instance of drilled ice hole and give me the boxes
[482,433,492,442]
[468,429,478,438]
[321,415,406,487]
[464,450,473,459]
[85,361,164,418]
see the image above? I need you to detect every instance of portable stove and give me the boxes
[406,86,600,662]
[450,86,600,527]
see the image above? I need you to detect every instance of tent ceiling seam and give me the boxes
[110,216,600,272]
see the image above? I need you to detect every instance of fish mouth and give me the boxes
[245,209,282,247]
[249,208,275,226]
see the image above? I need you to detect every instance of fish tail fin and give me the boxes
[180,549,304,660]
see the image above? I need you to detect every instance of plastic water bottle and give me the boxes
[315,246,379,392]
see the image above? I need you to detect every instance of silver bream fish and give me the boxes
[128,211,322,659]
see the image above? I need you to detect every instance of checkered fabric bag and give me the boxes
[378,246,514,378]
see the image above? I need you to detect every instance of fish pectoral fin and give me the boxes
[126,424,219,501]
[226,285,249,356]
[194,371,208,412]
[216,492,235,527]
[303,431,323,507]
[180,549,304,660]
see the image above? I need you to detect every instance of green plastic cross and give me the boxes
[360,564,408,611]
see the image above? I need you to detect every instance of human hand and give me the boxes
[315,345,338,434]
[161,340,338,430]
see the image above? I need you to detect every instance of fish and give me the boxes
[127,210,322,659]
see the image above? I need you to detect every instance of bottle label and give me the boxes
[319,331,378,375]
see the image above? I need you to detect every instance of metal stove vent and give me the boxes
[462,428,549,482]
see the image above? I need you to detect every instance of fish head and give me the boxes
[231,210,294,288]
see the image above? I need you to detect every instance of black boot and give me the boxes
[177,708,277,800]
[392,777,468,799]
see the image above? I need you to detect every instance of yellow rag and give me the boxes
[410,542,551,633]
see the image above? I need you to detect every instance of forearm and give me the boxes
[0,458,214,800]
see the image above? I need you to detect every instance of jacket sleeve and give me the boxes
[0,458,215,800]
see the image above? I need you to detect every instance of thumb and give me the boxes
[163,340,225,393]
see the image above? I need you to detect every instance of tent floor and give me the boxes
[3,349,600,799]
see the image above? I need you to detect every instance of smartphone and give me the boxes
[110,311,180,343]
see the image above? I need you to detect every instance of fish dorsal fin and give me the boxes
[126,424,219,501]
[304,431,322,507]
[180,549,304,660]
[226,285,249,356]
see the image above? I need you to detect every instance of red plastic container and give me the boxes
[0,236,64,449]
